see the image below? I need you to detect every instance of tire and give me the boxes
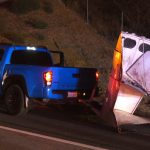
[4,84,27,115]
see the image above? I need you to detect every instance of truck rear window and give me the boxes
[11,50,53,66]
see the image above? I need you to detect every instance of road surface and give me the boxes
[0,104,150,150]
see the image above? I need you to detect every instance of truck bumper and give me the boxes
[43,87,94,101]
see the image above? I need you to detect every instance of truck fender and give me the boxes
[2,75,29,108]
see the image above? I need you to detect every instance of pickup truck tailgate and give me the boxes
[49,67,98,91]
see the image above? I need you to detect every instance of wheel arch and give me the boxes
[3,75,29,97]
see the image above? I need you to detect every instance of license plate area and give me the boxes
[67,92,77,98]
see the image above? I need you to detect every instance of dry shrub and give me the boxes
[0,13,10,34]
[9,0,40,14]
[2,32,25,44]
[25,17,48,29]
[43,0,53,14]
[33,32,45,41]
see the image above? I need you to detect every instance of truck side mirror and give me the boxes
[50,50,65,67]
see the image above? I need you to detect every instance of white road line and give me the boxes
[0,125,106,150]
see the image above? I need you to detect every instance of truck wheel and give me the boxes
[4,84,27,115]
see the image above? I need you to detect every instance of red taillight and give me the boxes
[44,71,53,86]
[112,50,122,80]
[96,72,99,81]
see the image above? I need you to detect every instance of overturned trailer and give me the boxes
[89,32,150,132]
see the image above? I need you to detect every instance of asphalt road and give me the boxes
[0,104,150,150]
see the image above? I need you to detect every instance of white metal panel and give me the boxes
[114,83,144,114]
[127,51,150,94]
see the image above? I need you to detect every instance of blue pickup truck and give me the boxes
[0,44,99,115]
